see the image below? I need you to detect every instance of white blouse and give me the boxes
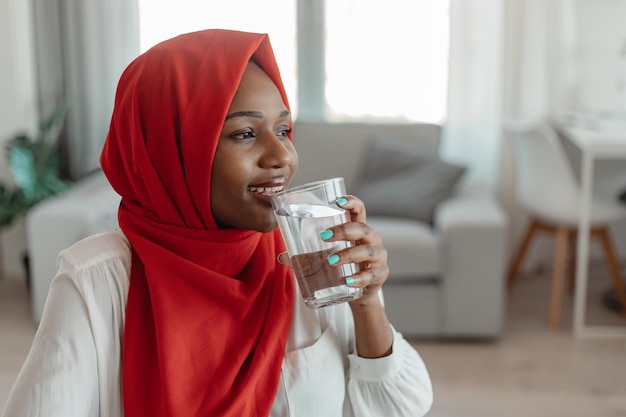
[1,230,432,417]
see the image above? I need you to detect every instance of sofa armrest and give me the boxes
[433,189,510,337]
[26,171,120,323]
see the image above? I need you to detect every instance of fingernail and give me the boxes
[336,197,348,207]
[320,229,334,241]
[345,277,355,286]
[327,254,340,265]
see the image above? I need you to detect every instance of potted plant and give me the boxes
[0,101,71,288]
[0,101,71,227]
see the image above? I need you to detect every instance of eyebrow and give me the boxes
[225,110,290,120]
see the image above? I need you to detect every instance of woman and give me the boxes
[1,29,432,417]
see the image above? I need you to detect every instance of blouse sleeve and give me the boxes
[1,273,100,417]
[346,329,433,417]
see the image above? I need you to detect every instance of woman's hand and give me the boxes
[328,195,389,307]
[277,194,393,358]
[277,195,390,305]
[331,195,393,357]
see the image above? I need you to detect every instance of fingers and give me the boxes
[335,195,366,223]
[335,245,388,284]
[321,224,389,291]
[324,195,389,293]
[347,260,389,288]
[322,220,381,246]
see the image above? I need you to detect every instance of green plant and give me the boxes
[0,102,71,228]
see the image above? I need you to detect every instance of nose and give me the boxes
[258,131,292,168]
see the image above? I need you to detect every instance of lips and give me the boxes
[247,184,285,194]
[247,178,287,197]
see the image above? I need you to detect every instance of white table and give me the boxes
[561,126,626,338]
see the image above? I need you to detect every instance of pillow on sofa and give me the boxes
[355,138,466,223]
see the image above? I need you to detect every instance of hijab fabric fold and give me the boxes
[100,29,295,417]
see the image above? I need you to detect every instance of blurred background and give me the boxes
[1,1,625,416]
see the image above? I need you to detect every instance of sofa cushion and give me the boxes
[290,121,441,191]
[367,217,440,281]
[356,138,466,223]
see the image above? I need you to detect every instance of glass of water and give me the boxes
[271,177,363,309]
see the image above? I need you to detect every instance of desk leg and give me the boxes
[573,151,593,337]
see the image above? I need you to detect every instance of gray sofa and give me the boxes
[27,121,509,338]
[291,121,509,338]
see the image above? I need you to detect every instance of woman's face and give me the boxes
[211,62,298,232]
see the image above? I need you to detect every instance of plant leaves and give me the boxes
[8,147,36,200]
[0,100,70,228]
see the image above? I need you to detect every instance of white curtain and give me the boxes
[440,0,505,189]
[32,0,140,179]
[440,0,577,191]
[503,0,578,124]
[500,0,577,213]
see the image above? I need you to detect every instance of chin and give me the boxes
[238,212,278,233]
[254,208,280,233]
[257,222,279,234]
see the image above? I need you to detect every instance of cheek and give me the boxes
[212,144,248,183]
[290,146,299,172]
[211,148,256,207]
[210,151,237,210]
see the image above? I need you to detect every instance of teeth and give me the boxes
[248,185,284,193]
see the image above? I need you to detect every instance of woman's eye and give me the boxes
[276,127,292,138]
[229,129,255,140]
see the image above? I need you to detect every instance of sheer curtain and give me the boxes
[503,0,578,124]
[497,0,579,262]
[500,0,577,213]
[32,0,140,180]
[441,0,577,191]
[439,0,504,189]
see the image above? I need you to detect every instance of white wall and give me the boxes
[576,0,626,114]
[0,0,38,280]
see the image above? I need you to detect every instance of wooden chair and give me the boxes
[505,122,626,330]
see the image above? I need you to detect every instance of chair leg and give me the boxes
[594,227,626,317]
[549,227,569,330]
[567,229,577,295]
[507,219,540,293]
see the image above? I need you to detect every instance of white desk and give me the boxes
[561,126,626,339]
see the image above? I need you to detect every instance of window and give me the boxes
[325,0,449,123]
[138,0,449,124]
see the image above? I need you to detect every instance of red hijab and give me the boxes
[100,29,295,417]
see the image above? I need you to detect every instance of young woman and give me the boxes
[1,29,432,417]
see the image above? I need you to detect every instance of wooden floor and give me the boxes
[1,260,626,416]
[414,261,626,417]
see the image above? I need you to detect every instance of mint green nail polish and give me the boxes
[345,277,355,286]
[327,254,340,265]
[336,197,348,207]
[320,229,334,241]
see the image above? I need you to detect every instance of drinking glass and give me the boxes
[271,177,363,308]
